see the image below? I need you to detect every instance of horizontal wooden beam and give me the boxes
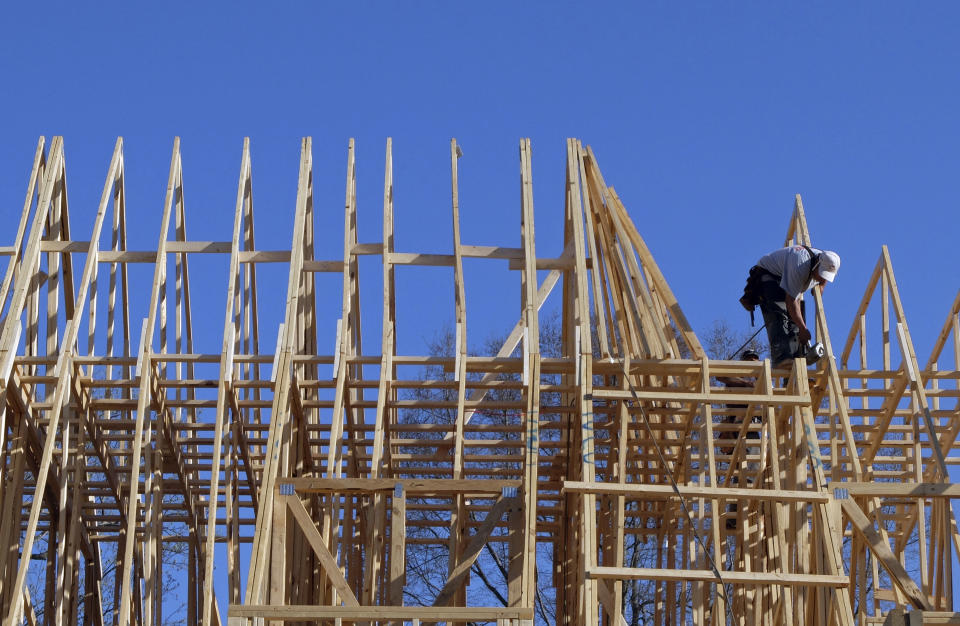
[592,388,809,405]
[902,613,960,625]
[586,567,848,587]
[227,605,534,621]
[842,482,960,498]
[277,478,519,495]
[563,481,831,503]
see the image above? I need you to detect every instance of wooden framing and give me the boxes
[0,136,955,625]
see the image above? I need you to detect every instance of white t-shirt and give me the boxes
[756,246,820,300]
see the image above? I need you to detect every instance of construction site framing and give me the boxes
[0,136,957,626]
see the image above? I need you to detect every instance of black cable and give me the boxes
[612,356,737,623]
[724,321,768,361]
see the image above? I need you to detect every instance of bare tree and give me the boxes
[398,316,776,625]
[702,319,766,361]
[397,313,566,625]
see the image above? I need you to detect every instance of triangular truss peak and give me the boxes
[780,200,959,620]
[833,264,960,615]
[0,137,955,626]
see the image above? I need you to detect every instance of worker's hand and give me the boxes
[798,327,812,344]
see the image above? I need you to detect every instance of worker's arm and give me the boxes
[784,294,811,344]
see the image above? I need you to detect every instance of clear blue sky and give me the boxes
[1,1,958,618]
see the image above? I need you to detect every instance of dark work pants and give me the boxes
[759,278,806,364]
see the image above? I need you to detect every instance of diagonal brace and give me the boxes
[433,494,520,607]
[285,494,360,607]
[840,497,932,611]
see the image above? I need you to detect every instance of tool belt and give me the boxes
[739,246,817,325]
[739,266,777,325]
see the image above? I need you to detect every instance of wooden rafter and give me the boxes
[0,136,952,626]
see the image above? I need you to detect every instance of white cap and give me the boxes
[817,250,841,282]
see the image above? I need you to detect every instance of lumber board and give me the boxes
[586,567,849,587]
[227,606,534,621]
[0,136,949,626]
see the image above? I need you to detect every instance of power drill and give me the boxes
[804,340,825,365]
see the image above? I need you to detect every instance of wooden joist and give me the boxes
[0,136,953,626]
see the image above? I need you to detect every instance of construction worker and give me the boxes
[748,245,840,366]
